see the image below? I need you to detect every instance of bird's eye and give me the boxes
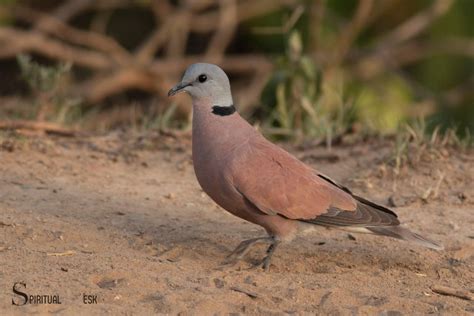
[198,74,207,83]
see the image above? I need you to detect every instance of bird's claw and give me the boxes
[219,236,280,271]
[249,240,280,271]
[248,255,272,271]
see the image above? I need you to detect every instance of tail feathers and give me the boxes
[367,226,443,250]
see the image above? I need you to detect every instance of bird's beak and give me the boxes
[168,82,191,97]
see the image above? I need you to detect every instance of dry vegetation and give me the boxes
[0,0,472,140]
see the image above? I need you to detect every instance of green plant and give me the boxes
[260,31,356,146]
[141,102,181,131]
[16,54,81,123]
[17,54,71,93]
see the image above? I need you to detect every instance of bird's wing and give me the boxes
[231,138,399,226]
[310,173,400,226]
[231,138,356,219]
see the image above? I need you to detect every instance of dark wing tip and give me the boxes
[304,202,400,227]
[317,173,398,218]
[352,195,398,218]
[317,174,352,194]
[306,174,400,227]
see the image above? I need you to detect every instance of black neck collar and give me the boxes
[212,105,236,116]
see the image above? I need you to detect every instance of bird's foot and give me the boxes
[219,236,274,268]
[249,238,281,271]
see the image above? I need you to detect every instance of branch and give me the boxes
[191,0,297,32]
[353,37,474,79]
[165,11,191,58]
[151,55,273,75]
[9,6,131,64]
[0,1,277,106]
[442,77,474,105]
[431,285,474,301]
[0,27,112,70]
[149,0,174,21]
[135,1,176,64]
[205,0,238,60]
[0,120,80,137]
[236,67,272,111]
[390,38,474,65]
[135,23,171,64]
[308,0,326,54]
[39,0,93,23]
[76,68,159,103]
[376,0,454,49]
[330,0,374,66]
[250,4,304,35]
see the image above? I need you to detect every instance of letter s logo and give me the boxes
[12,282,28,306]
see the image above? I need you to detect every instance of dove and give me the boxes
[168,63,442,270]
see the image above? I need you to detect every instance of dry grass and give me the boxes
[390,118,472,175]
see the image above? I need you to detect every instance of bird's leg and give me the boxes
[251,236,281,271]
[221,236,274,266]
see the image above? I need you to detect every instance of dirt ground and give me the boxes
[0,131,473,315]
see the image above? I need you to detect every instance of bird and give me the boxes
[168,63,442,270]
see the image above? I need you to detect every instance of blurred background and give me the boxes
[0,0,472,144]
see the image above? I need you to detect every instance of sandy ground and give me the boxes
[0,131,473,315]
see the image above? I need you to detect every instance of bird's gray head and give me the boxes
[168,63,234,110]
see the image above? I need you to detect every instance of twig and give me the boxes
[366,0,399,24]
[41,0,93,22]
[376,0,454,49]
[0,1,278,105]
[308,0,326,54]
[135,21,171,64]
[10,6,130,64]
[387,38,474,67]
[318,291,332,308]
[330,0,374,67]
[431,285,474,301]
[0,120,80,137]
[236,67,272,111]
[0,27,111,70]
[159,128,191,139]
[349,0,456,79]
[352,38,474,79]
[89,10,112,34]
[205,0,238,60]
[76,68,159,103]
[191,0,297,32]
[230,286,259,299]
[166,11,191,58]
[149,0,174,21]
[47,250,77,256]
[251,4,304,35]
[432,171,445,198]
[151,55,272,75]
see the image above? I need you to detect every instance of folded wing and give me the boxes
[232,138,399,227]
